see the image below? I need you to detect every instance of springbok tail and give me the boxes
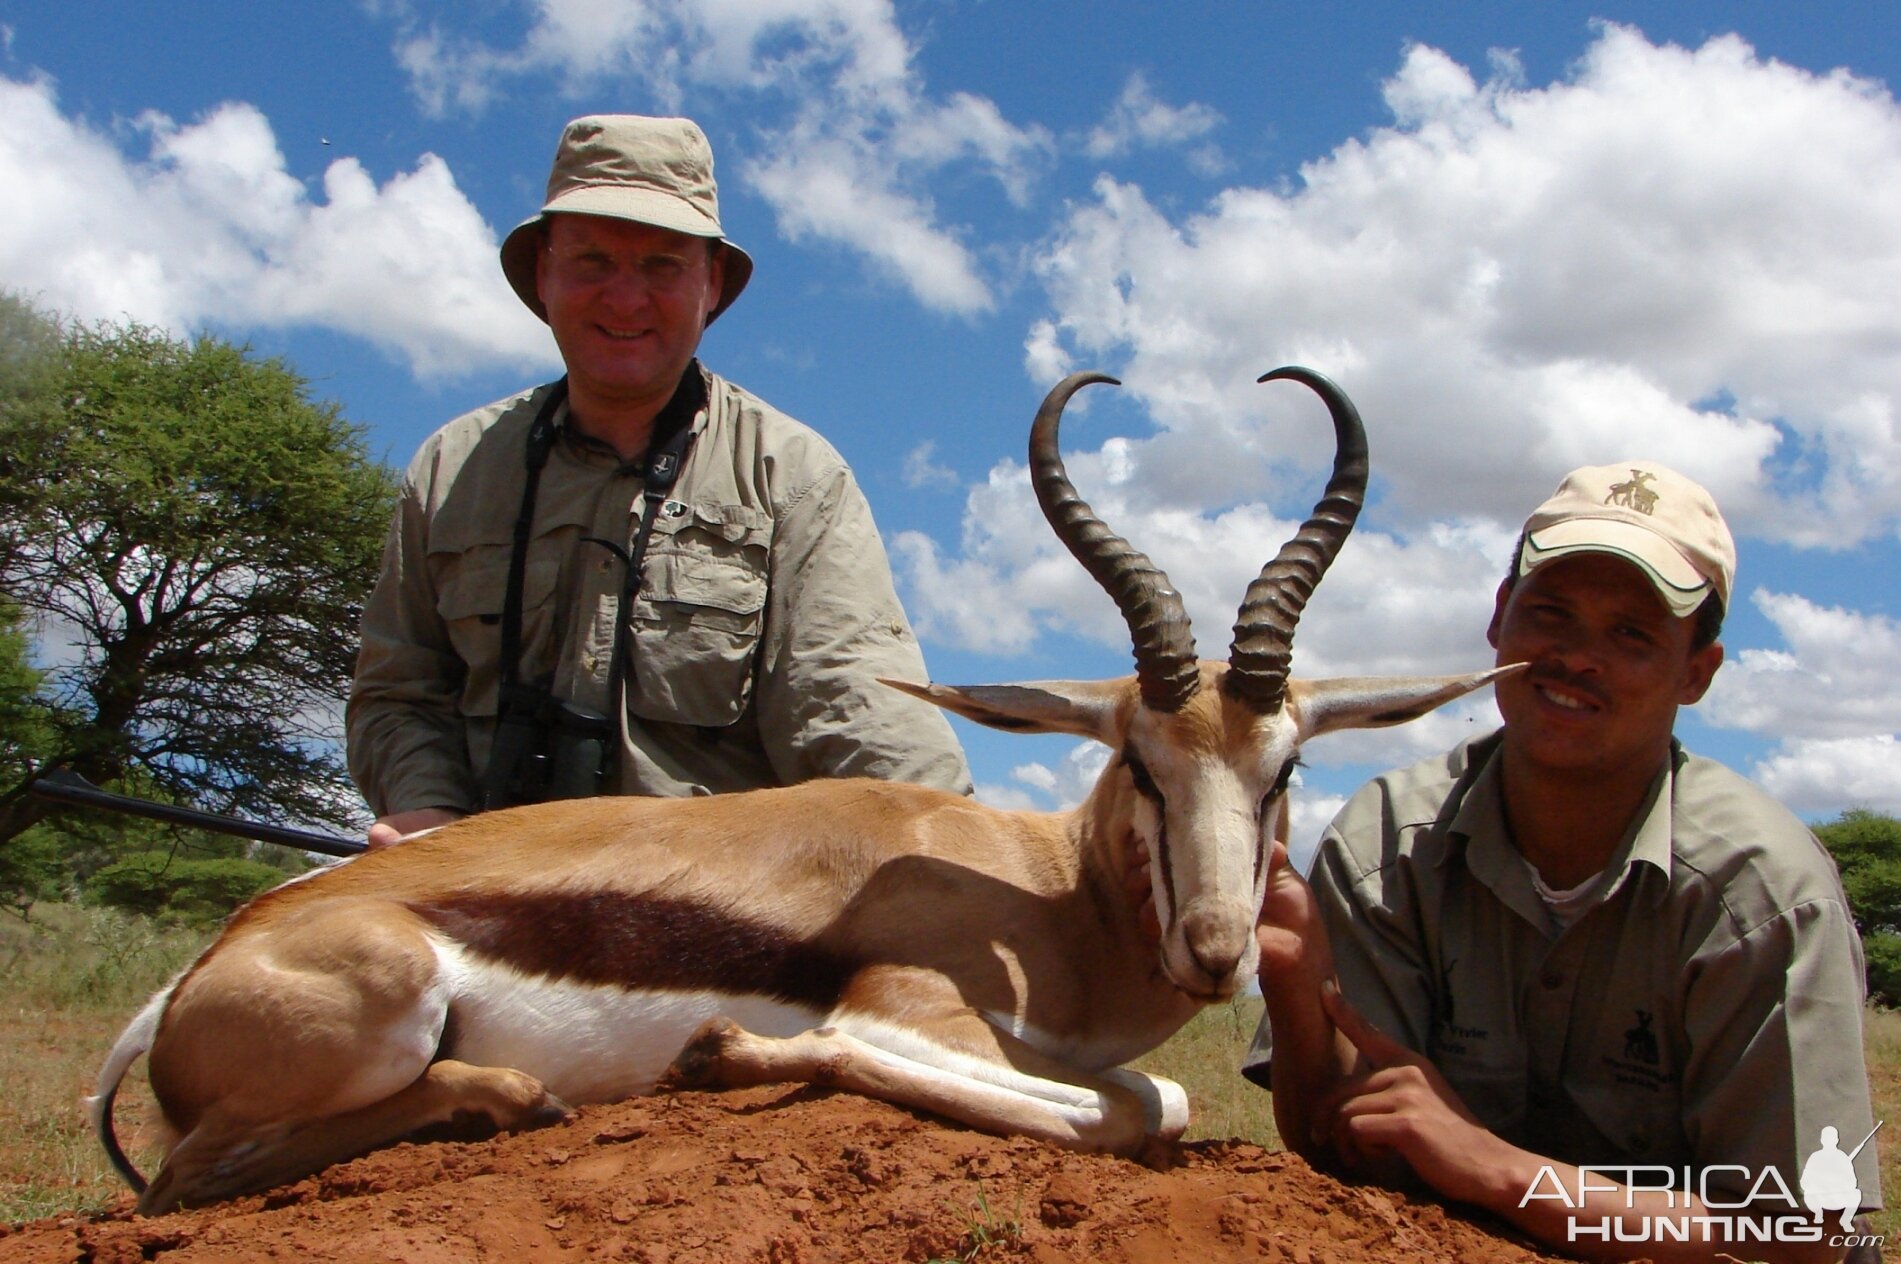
[87,987,172,1193]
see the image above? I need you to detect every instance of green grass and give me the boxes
[923,1182,1025,1262]
[1863,1004,1900,1242]
[1134,993,1279,1147]
[0,903,211,1222]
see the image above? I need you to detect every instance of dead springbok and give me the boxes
[95,367,1510,1213]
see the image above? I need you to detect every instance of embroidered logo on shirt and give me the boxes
[1601,1007,1672,1093]
[1622,1009,1660,1065]
[1430,956,1490,1054]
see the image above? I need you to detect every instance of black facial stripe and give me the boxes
[1155,814,1176,933]
[1121,744,1172,930]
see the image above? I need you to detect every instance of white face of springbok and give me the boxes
[895,369,1513,1001]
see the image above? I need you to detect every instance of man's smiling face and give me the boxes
[536,214,722,424]
[1486,551,1723,787]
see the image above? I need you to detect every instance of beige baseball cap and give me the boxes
[499,114,754,325]
[1518,462,1736,617]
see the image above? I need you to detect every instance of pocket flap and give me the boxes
[640,550,766,616]
[436,548,561,621]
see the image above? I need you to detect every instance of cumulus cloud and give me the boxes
[1751,735,1901,817]
[0,75,550,377]
[900,440,958,490]
[1702,591,1901,740]
[1031,25,1901,542]
[393,0,1050,315]
[972,742,1112,813]
[895,436,1514,678]
[898,23,1901,786]
[1083,71,1225,174]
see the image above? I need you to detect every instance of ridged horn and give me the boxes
[1224,367,1369,713]
[1030,372,1200,712]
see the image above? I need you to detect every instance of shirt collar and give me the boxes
[1446,733,1677,912]
[556,361,708,472]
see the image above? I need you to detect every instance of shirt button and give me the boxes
[1541,971,1564,990]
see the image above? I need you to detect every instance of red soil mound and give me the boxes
[1,1087,1578,1263]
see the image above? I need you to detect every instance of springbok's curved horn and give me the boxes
[1224,367,1369,713]
[1030,373,1200,712]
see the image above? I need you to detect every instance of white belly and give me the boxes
[439,947,824,1104]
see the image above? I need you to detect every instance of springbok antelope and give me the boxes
[95,368,1511,1214]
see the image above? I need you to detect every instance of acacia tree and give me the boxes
[0,296,397,847]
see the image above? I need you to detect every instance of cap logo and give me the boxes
[1605,469,1659,516]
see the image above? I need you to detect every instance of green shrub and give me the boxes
[1863,931,1901,1009]
[163,856,290,925]
[0,824,66,916]
[86,849,286,926]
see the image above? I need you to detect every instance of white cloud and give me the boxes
[896,434,1513,680]
[918,23,1901,794]
[1702,591,1901,740]
[1751,735,1901,817]
[747,131,996,315]
[392,0,1050,315]
[1083,71,1225,173]
[901,439,958,490]
[1286,785,1345,874]
[988,742,1113,813]
[0,75,550,377]
[1029,25,1901,545]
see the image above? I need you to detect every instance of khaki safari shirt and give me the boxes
[348,365,971,816]
[1246,731,1881,1210]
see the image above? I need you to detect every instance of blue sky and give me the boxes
[3,1,1897,840]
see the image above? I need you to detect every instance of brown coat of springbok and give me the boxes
[94,368,1510,1213]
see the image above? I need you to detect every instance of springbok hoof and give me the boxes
[659,1017,740,1090]
[514,1093,574,1132]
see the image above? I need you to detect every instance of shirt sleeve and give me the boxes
[1680,894,1883,1209]
[750,460,972,795]
[345,474,481,818]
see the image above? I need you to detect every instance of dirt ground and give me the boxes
[0,1086,1585,1264]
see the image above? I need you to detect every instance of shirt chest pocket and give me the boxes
[626,506,770,729]
[433,543,564,718]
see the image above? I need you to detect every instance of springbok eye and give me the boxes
[1259,756,1300,817]
[1122,747,1162,805]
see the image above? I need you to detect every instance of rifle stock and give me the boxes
[28,769,365,858]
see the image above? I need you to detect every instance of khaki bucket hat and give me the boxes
[500,115,754,324]
[1518,461,1736,617]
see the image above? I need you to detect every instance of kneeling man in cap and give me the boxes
[1248,462,1881,1263]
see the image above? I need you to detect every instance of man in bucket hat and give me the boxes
[1243,462,1881,1262]
[348,116,970,844]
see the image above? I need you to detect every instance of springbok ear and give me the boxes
[1289,663,1522,738]
[880,679,1126,743]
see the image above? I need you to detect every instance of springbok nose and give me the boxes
[1181,903,1250,985]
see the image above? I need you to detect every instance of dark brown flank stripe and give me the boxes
[412,890,859,1009]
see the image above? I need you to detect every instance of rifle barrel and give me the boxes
[28,769,365,858]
